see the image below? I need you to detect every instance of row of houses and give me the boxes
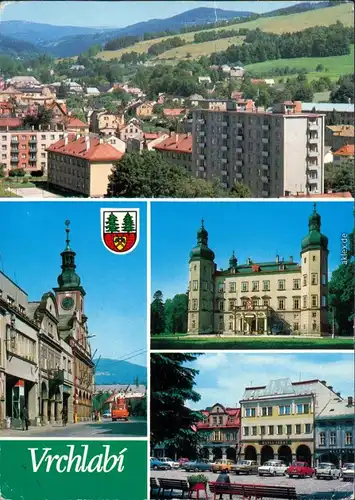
[0,222,94,428]
[155,378,354,468]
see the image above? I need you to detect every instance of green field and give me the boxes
[97,3,353,61]
[0,184,20,197]
[158,36,245,60]
[151,335,354,350]
[245,45,355,82]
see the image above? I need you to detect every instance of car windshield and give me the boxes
[318,464,331,469]
[345,464,354,470]
[292,462,305,467]
[239,461,249,465]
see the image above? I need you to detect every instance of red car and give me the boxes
[286,461,315,478]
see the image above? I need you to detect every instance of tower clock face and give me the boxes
[61,296,74,310]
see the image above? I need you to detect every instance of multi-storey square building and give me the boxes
[239,378,341,467]
[192,100,325,197]
[188,205,329,336]
[196,403,241,462]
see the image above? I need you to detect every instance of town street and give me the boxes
[6,186,62,198]
[151,469,354,498]
[0,418,147,437]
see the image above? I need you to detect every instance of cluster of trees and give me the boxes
[147,36,186,57]
[324,160,354,195]
[210,22,354,66]
[194,28,242,43]
[330,74,354,103]
[106,151,252,199]
[151,291,188,335]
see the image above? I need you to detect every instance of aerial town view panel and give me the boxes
[0,0,353,199]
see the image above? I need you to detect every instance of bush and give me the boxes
[188,474,209,486]
[30,170,44,178]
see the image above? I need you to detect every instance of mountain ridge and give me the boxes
[94,358,147,385]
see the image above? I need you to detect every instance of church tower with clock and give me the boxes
[53,220,94,423]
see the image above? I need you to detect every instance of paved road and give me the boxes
[6,187,61,198]
[0,418,147,437]
[151,469,354,498]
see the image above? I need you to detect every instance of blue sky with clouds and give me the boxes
[1,1,300,27]
[151,201,354,300]
[0,201,147,366]
[186,353,354,409]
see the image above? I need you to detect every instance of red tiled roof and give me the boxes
[47,134,124,162]
[333,144,354,156]
[163,108,186,116]
[0,117,23,128]
[144,132,164,140]
[66,116,88,128]
[154,133,192,154]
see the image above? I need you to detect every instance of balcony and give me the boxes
[236,160,243,166]
[261,176,269,183]
[237,122,243,128]
[262,163,269,170]
[11,138,18,143]
[262,151,269,157]
[199,131,205,136]
[29,147,37,153]
[29,138,37,143]
[221,158,227,164]
[221,170,228,175]
[199,142,205,148]
[308,122,318,131]
[308,150,319,158]
[236,147,243,153]
[262,138,269,144]
[221,146,227,151]
[236,135,243,140]
[262,190,269,196]
[10,157,19,162]
[222,121,228,127]
[199,154,205,160]
[235,172,243,179]
[308,136,318,144]
[262,124,269,131]
[221,134,227,139]
[11,148,19,153]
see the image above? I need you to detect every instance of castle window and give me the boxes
[252,298,259,308]
[228,299,236,311]
[241,281,249,292]
[229,322,233,330]
[193,280,198,291]
[218,283,225,293]
[311,273,318,285]
[229,281,236,292]
[312,255,316,261]
[219,301,224,311]
[303,295,307,308]
[252,281,259,292]
[304,257,307,264]
[277,298,285,310]
[192,299,198,310]
[311,295,318,307]
[278,279,286,291]
[293,322,299,331]
[191,320,196,328]
[262,280,270,291]
[293,279,301,290]
[293,298,300,310]
[263,298,270,307]
[312,322,317,330]
[303,275,307,286]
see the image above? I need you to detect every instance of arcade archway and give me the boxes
[261,445,274,464]
[244,445,257,462]
[213,448,222,460]
[296,445,312,465]
[278,445,292,465]
[226,448,236,461]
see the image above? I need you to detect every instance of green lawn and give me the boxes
[0,185,20,197]
[151,335,354,350]
[245,45,354,82]
[2,181,36,188]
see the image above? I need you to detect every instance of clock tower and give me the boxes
[53,220,94,423]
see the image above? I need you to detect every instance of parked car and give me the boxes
[183,459,213,472]
[341,462,354,476]
[258,460,288,476]
[286,462,315,478]
[212,459,235,473]
[342,463,354,482]
[159,457,180,469]
[150,458,172,471]
[231,460,258,475]
[102,409,111,419]
[315,462,340,480]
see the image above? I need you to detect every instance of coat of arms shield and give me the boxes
[101,209,139,254]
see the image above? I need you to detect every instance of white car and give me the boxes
[342,463,354,482]
[258,460,287,476]
[159,457,180,469]
[315,462,341,480]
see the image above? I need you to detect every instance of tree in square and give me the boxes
[123,212,135,232]
[105,212,119,233]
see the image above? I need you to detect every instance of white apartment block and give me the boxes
[192,102,325,197]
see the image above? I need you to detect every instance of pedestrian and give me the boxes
[20,405,29,431]
[61,406,68,427]
[216,469,232,500]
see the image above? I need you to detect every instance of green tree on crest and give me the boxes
[123,212,135,232]
[105,212,119,233]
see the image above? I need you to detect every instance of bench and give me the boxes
[209,482,297,499]
[150,477,161,497]
[157,478,191,498]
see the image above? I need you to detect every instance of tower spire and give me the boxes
[65,219,71,250]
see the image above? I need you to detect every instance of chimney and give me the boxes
[64,132,68,146]
[276,255,279,263]
[175,133,179,143]
[328,386,333,391]
[348,396,353,406]
[85,135,90,150]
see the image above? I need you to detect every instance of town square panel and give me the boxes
[150,352,354,497]
[151,200,354,349]
[0,200,147,437]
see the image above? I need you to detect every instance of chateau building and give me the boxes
[188,205,329,336]
[196,403,241,462]
[53,221,94,422]
[239,378,341,467]
[315,394,354,467]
